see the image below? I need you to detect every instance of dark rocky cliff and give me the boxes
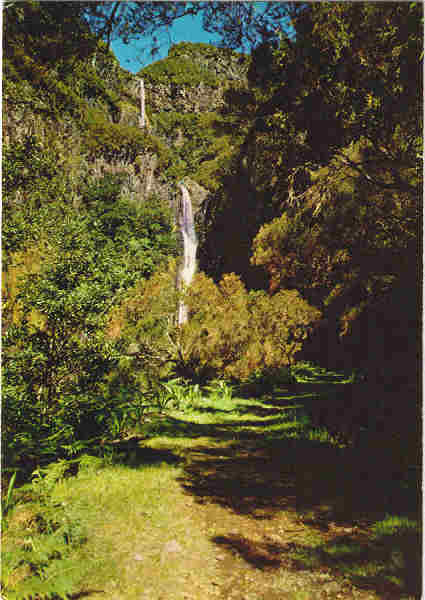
[140,42,249,114]
[119,42,250,221]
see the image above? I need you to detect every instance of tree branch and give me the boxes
[336,153,418,195]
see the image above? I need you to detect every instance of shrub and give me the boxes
[82,108,171,166]
[2,220,119,469]
[2,176,177,471]
[183,272,321,380]
[1,460,93,599]
[110,267,321,383]
[141,54,219,88]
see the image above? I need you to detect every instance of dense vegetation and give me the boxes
[201,2,421,382]
[2,2,421,598]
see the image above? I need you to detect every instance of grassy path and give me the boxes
[5,384,420,599]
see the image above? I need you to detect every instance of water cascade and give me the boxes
[177,183,198,325]
[139,79,146,128]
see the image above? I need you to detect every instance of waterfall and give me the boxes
[177,183,198,325]
[139,79,146,128]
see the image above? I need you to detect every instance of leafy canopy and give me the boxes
[110,266,320,383]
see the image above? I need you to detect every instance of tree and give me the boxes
[82,1,299,55]
[3,1,98,73]
[3,215,119,467]
[253,2,422,200]
[201,2,421,380]
[2,173,177,468]
[110,266,320,383]
[183,272,321,381]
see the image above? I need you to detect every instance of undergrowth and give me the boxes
[1,362,420,599]
[1,457,104,599]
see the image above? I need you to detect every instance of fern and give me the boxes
[1,461,92,600]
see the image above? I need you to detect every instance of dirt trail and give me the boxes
[82,390,419,599]
[160,439,381,600]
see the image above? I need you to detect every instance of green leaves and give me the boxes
[142,52,219,88]
[183,272,321,381]
[3,172,177,471]
[2,460,91,600]
[117,267,321,383]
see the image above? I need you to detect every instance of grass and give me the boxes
[2,363,421,599]
[52,462,217,599]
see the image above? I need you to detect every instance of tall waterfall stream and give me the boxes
[139,79,146,128]
[177,183,198,325]
[137,82,197,324]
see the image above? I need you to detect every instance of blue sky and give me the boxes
[111,12,222,74]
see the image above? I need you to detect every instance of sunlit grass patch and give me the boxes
[285,512,421,597]
[371,514,419,537]
[3,456,214,600]
[50,459,221,599]
[143,434,219,452]
[291,361,357,384]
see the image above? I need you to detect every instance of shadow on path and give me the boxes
[175,387,421,599]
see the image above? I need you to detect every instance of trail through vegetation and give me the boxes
[2,4,421,599]
[3,370,420,600]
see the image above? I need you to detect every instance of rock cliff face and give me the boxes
[140,42,248,114]
[118,42,249,219]
[4,37,247,234]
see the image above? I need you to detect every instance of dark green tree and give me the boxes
[82,1,299,54]
[3,174,177,470]
[247,2,422,380]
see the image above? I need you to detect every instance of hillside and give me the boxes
[3,32,250,231]
[3,1,421,447]
[2,4,421,599]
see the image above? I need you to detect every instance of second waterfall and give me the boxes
[177,183,198,325]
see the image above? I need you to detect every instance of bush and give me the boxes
[82,109,150,162]
[1,459,95,599]
[82,108,171,166]
[3,177,177,472]
[2,223,119,469]
[141,54,219,88]
[183,272,321,380]
[110,267,321,383]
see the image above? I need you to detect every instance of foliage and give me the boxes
[3,0,140,170]
[1,461,91,600]
[111,266,320,383]
[70,59,122,121]
[3,175,177,472]
[140,40,248,87]
[3,217,120,467]
[2,136,73,256]
[168,41,248,65]
[3,472,18,518]
[82,107,170,165]
[251,152,417,306]
[4,1,96,71]
[150,377,235,413]
[3,2,132,122]
[107,260,180,384]
[79,174,177,280]
[83,2,298,53]
[151,110,241,186]
[157,378,203,412]
[204,379,234,403]
[141,51,219,88]
[3,135,59,199]
[249,141,419,378]
[201,2,421,379]
[184,272,321,380]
